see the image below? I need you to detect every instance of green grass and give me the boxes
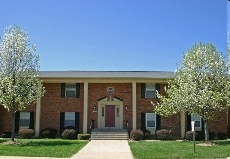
[129,140,230,159]
[0,138,88,157]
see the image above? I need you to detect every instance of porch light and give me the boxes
[93,105,96,110]
[125,106,128,110]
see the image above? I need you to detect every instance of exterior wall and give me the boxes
[40,83,84,134]
[136,83,181,138]
[88,83,132,130]
[0,81,228,139]
[185,112,228,138]
[0,105,36,134]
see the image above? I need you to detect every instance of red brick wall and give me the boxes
[41,83,84,134]
[0,105,36,133]
[88,83,133,129]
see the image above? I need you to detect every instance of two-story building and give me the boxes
[0,71,229,139]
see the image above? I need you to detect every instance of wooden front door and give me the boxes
[105,105,115,127]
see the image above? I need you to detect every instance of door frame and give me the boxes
[98,98,123,129]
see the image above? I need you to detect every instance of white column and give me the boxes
[132,82,137,130]
[83,82,88,133]
[181,111,185,139]
[35,97,41,137]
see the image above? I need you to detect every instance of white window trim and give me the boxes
[145,113,156,129]
[65,83,76,97]
[191,114,202,131]
[19,112,30,130]
[145,83,156,98]
[64,112,75,127]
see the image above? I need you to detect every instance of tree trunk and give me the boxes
[11,111,16,142]
[203,119,209,142]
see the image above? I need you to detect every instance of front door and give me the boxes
[105,105,115,127]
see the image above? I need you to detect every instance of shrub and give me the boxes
[40,128,57,138]
[209,131,216,140]
[62,129,77,139]
[185,131,197,141]
[156,129,172,140]
[78,134,90,140]
[130,130,143,141]
[217,132,226,140]
[19,129,35,139]
[1,132,11,138]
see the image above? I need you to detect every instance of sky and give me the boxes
[0,0,228,71]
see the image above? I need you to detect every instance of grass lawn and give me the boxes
[0,138,88,158]
[129,140,230,159]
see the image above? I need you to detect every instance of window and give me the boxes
[146,113,156,128]
[64,112,75,127]
[19,112,30,130]
[60,112,79,132]
[65,83,76,97]
[191,114,202,130]
[61,83,80,98]
[145,84,156,98]
[141,83,160,98]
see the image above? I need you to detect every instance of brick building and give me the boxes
[0,71,229,139]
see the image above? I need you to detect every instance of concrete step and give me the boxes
[90,129,129,140]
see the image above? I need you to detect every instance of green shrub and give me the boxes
[78,134,90,140]
[156,129,172,140]
[19,129,35,139]
[1,132,11,138]
[217,132,226,140]
[209,131,216,140]
[185,131,197,140]
[62,129,77,139]
[40,128,57,138]
[130,130,143,141]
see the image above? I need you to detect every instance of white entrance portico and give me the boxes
[97,97,123,129]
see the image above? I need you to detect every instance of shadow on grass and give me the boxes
[0,139,8,144]
[212,140,230,146]
[19,140,82,147]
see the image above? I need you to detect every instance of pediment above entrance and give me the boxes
[97,96,123,102]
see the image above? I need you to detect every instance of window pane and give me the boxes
[145,91,156,98]
[191,114,201,128]
[66,91,76,97]
[64,120,75,127]
[147,121,155,127]
[146,113,156,128]
[20,112,30,129]
[65,112,75,120]
[64,112,75,127]
[195,121,200,127]
[65,83,76,97]
[20,112,30,119]
[145,84,156,98]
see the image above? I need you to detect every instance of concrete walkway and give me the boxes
[71,140,134,159]
[0,140,134,159]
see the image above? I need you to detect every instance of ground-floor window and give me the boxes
[146,113,156,129]
[191,114,202,130]
[15,111,34,132]
[60,112,79,132]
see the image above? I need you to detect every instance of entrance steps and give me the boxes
[90,129,129,140]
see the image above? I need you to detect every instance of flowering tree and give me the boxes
[154,43,230,141]
[0,25,45,141]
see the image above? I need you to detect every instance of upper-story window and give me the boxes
[145,84,156,98]
[65,83,76,97]
[61,83,80,98]
[141,83,160,98]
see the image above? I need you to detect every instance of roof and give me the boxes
[39,71,174,79]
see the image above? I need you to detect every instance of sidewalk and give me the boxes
[0,140,134,159]
[71,140,134,159]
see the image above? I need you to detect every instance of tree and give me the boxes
[154,43,230,141]
[0,25,45,141]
